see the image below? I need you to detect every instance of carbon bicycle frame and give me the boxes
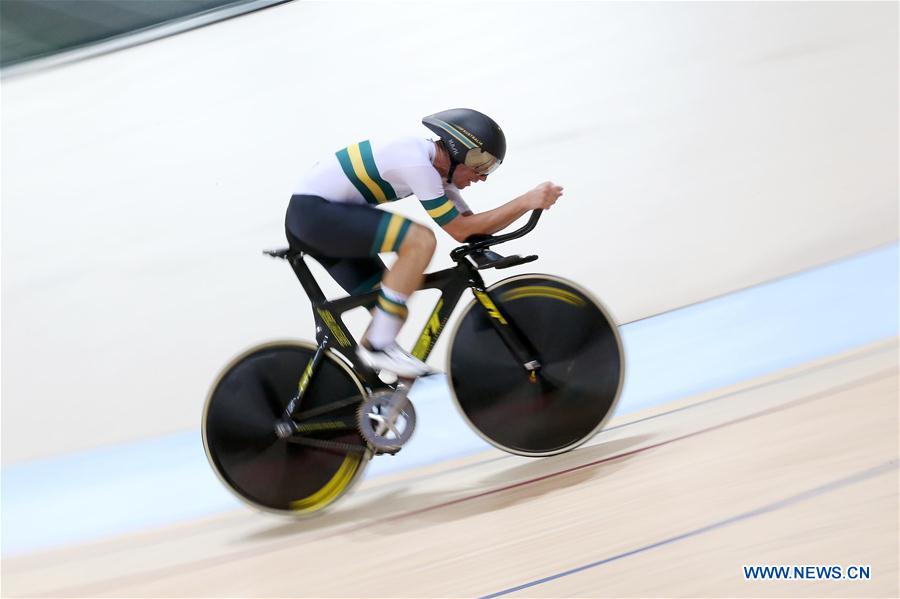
[280,209,546,421]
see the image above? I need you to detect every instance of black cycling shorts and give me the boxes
[285,194,415,295]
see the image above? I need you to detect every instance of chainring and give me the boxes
[357,390,417,454]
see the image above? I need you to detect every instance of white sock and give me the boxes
[366,286,409,350]
[380,286,409,304]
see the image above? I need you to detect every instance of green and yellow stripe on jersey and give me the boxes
[420,195,459,226]
[335,140,397,205]
[370,212,411,255]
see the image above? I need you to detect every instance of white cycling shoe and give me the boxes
[357,342,434,378]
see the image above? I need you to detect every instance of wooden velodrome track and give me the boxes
[3,340,898,598]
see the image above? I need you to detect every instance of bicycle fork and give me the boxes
[472,287,543,379]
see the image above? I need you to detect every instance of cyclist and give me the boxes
[285,108,563,378]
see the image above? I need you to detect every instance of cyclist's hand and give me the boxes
[525,181,564,210]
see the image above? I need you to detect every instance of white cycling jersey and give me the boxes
[293,137,470,226]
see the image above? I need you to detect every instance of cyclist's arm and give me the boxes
[441,196,531,241]
[441,182,563,242]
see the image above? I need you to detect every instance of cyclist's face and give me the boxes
[453,164,488,189]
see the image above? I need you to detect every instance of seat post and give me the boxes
[288,253,327,305]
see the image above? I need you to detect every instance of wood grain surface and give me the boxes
[3,340,897,598]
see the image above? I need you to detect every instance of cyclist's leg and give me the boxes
[381,224,436,296]
[317,228,437,375]
[286,193,430,290]
[285,195,434,375]
[363,224,435,349]
[319,248,436,378]
[328,257,386,309]
[312,236,436,337]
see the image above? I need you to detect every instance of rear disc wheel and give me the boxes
[202,340,369,515]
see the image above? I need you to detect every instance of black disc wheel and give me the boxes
[202,341,370,515]
[448,275,624,456]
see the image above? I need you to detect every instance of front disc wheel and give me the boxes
[448,275,624,457]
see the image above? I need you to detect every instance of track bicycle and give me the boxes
[202,210,625,515]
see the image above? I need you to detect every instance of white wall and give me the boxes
[2,1,897,462]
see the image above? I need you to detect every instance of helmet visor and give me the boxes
[464,148,501,176]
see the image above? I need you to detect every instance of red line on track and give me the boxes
[40,368,895,597]
[377,368,895,523]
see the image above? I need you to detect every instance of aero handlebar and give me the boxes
[450,209,543,260]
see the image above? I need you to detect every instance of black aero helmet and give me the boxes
[423,108,506,182]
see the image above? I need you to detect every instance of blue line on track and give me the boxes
[479,460,898,598]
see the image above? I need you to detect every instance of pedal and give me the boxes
[357,390,417,455]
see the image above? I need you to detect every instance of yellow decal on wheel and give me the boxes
[290,453,361,513]
[499,286,586,307]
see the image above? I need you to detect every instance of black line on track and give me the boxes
[361,341,897,497]
[373,368,896,524]
[32,361,897,596]
[480,460,898,598]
